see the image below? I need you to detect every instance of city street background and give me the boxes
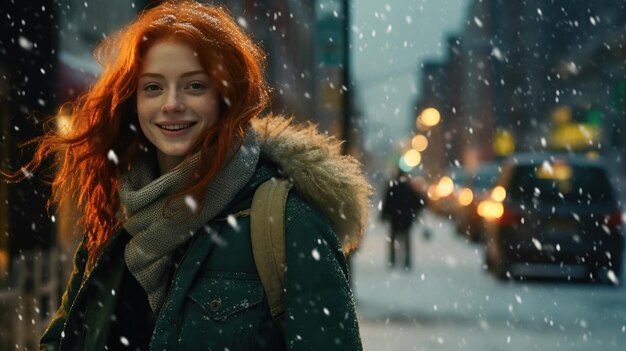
[3,0,626,349]
[355,210,626,351]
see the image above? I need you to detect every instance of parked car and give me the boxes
[481,153,624,283]
[455,162,501,242]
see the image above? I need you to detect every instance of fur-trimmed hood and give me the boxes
[251,115,373,255]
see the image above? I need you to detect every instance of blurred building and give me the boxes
[1,0,59,267]
[414,0,626,181]
[416,61,448,180]
[219,0,354,141]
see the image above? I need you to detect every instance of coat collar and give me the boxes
[252,115,373,254]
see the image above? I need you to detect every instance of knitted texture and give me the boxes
[119,131,260,313]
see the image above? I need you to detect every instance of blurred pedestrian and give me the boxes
[2,1,371,350]
[381,169,427,270]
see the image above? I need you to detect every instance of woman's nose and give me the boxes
[161,91,185,113]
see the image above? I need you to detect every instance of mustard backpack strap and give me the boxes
[250,177,291,326]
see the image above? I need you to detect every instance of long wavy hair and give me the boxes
[3,0,270,266]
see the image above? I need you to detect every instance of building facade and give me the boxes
[415,0,626,180]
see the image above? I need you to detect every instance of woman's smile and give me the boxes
[155,121,198,134]
[136,39,220,174]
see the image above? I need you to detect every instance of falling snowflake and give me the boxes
[473,17,483,28]
[541,161,553,175]
[107,149,119,165]
[185,195,198,212]
[491,47,504,61]
[21,167,33,179]
[227,215,240,231]
[607,270,619,285]
[18,36,33,50]
[120,336,129,346]
[237,16,248,28]
[311,248,320,261]
[532,238,542,250]
[479,319,489,330]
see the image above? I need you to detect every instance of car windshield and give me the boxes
[507,163,615,204]
[471,165,500,191]
[450,169,467,186]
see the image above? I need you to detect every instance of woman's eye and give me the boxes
[188,82,206,90]
[143,84,161,91]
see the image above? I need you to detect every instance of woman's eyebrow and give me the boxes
[138,70,208,79]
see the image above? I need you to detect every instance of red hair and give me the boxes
[3,0,270,266]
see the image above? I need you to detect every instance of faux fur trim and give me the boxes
[251,115,373,255]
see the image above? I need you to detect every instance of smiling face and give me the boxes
[136,39,220,174]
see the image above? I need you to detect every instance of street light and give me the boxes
[403,149,422,167]
[417,107,441,129]
[411,134,428,152]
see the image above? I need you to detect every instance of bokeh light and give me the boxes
[411,134,428,152]
[418,107,441,128]
[458,188,474,206]
[491,186,506,202]
[477,200,504,219]
[398,155,414,173]
[436,176,454,198]
[403,149,422,167]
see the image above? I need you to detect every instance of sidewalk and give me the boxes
[351,210,626,351]
[352,210,471,350]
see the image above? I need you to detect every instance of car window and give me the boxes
[507,164,614,204]
[471,166,500,191]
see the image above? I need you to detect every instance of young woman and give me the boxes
[4,1,371,350]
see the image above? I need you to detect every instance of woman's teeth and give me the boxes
[158,123,194,131]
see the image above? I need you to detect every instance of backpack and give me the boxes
[249,177,291,328]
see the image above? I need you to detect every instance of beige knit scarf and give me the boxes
[118,130,259,314]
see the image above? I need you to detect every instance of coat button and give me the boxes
[209,299,222,312]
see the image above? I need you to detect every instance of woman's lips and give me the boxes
[155,122,198,135]
[156,122,197,131]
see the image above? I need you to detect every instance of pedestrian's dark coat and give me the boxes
[382,175,425,231]
[40,116,372,351]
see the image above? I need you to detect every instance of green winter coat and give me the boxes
[40,116,372,351]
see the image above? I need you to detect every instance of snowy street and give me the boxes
[4,0,626,350]
[353,210,626,351]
